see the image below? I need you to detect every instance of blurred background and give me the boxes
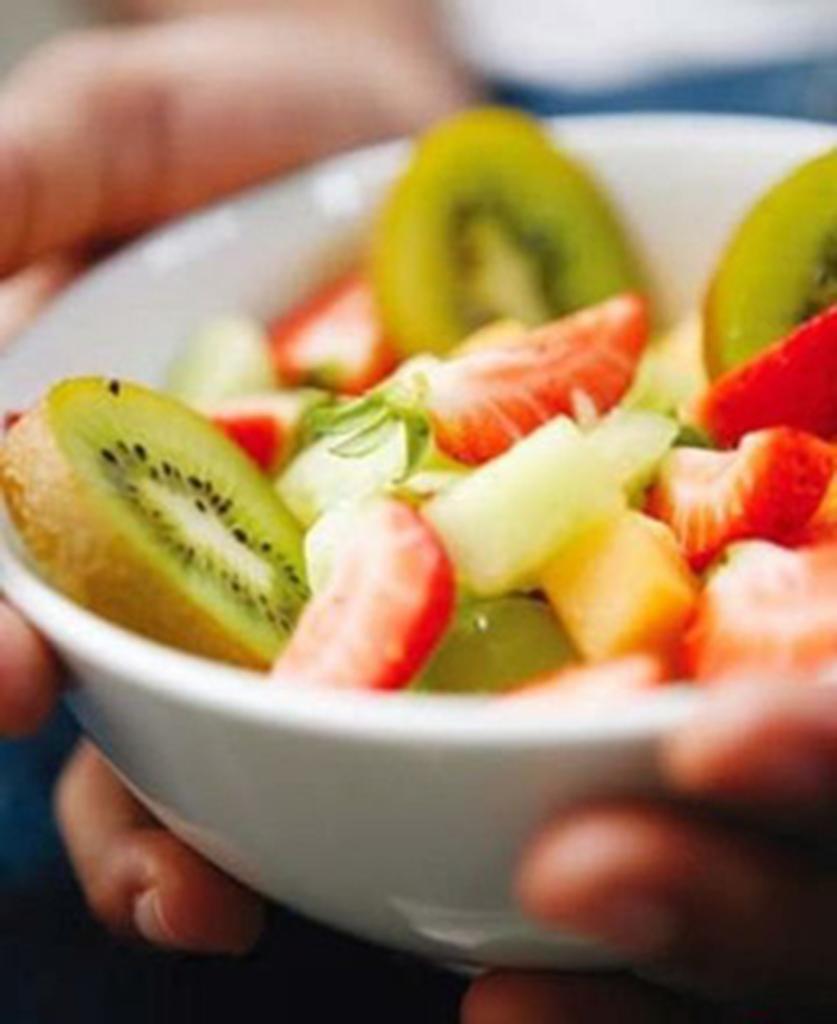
[5,1,837,110]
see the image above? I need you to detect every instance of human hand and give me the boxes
[464,681,837,1022]
[0,10,468,953]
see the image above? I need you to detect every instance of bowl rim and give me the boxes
[3,111,834,749]
[0,530,700,746]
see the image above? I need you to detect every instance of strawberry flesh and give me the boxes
[213,413,283,474]
[647,428,835,571]
[700,305,837,446]
[508,656,664,708]
[793,473,837,547]
[3,410,24,433]
[270,272,398,395]
[271,499,454,691]
[424,293,649,465]
[685,542,837,683]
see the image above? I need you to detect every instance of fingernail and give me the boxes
[557,893,679,959]
[133,889,179,949]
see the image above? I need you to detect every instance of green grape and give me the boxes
[417,596,576,695]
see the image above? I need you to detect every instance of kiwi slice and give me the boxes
[373,108,643,355]
[706,148,837,376]
[0,378,308,668]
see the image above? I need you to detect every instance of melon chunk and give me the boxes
[424,417,623,596]
[542,511,697,663]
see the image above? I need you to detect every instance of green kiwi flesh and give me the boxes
[373,108,643,355]
[1,378,308,667]
[706,148,837,375]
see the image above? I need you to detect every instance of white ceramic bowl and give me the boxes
[1,114,835,970]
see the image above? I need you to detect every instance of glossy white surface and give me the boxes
[0,115,834,968]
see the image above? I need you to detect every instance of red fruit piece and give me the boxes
[209,391,320,474]
[700,305,837,447]
[423,293,649,465]
[685,542,837,683]
[270,272,399,395]
[647,428,835,572]
[213,414,282,474]
[271,499,455,691]
[793,474,837,547]
[507,656,664,709]
[3,410,24,433]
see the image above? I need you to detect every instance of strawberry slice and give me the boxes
[647,428,835,571]
[507,656,664,709]
[213,414,282,474]
[793,473,837,547]
[271,499,454,691]
[209,391,323,474]
[269,272,399,396]
[699,305,837,447]
[3,410,24,433]
[422,294,649,465]
[685,542,837,683]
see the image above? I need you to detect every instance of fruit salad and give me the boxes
[3,108,837,703]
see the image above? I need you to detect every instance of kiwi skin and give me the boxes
[0,386,301,669]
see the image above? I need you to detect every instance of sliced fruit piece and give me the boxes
[417,597,576,695]
[505,656,664,710]
[424,417,624,596]
[0,378,308,667]
[586,408,679,500]
[309,295,649,473]
[213,414,279,475]
[278,417,413,527]
[541,511,697,665]
[793,473,837,547]
[699,305,837,446]
[685,542,837,683]
[166,317,275,405]
[269,272,398,395]
[207,390,326,475]
[3,410,24,433]
[373,108,643,354]
[417,294,649,465]
[452,319,528,355]
[304,498,370,593]
[624,313,708,417]
[392,467,469,504]
[647,428,834,571]
[705,148,837,375]
[272,499,454,690]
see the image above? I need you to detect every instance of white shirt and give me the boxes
[442,0,837,90]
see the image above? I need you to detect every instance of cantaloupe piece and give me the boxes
[541,510,697,664]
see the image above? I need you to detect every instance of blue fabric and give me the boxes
[4,51,837,1024]
[1,717,463,1022]
[494,56,837,121]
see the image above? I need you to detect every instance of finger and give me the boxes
[462,971,718,1024]
[0,600,57,736]
[665,682,837,812]
[0,256,81,350]
[0,15,466,277]
[55,742,265,955]
[517,802,837,1002]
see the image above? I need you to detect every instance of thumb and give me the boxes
[0,14,465,278]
